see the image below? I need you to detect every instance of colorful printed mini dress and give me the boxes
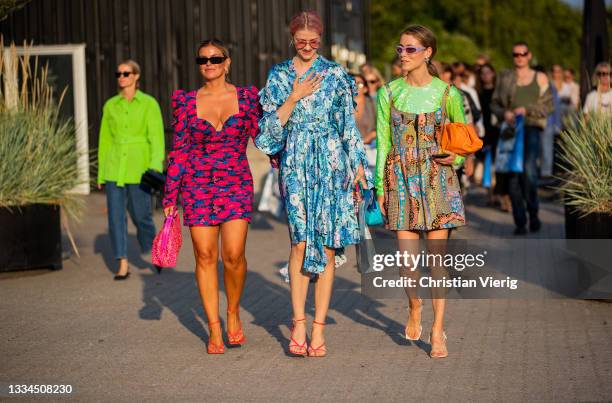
[375,77,466,231]
[162,86,262,226]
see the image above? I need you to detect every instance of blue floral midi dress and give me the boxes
[255,56,372,274]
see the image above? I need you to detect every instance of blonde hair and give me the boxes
[118,59,141,88]
[592,61,611,88]
[365,66,385,90]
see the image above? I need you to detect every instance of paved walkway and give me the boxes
[1,183,611,402]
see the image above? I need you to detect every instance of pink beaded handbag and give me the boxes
[152,210,182,268]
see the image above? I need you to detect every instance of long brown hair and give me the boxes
[400,25,438,77]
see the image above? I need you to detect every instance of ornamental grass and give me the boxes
[0,37,88,219]
[556,112,612,216]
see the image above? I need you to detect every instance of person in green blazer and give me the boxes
[97,59,165,280]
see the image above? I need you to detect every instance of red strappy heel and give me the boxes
[307,321,327,358]
[288,318,307,356]
[226,307,246,346]
[207,320,225,354]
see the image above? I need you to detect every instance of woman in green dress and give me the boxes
[375,25,467,358]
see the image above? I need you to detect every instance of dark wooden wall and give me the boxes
[1,0,357,150]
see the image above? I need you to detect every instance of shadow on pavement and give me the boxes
[138,268,210,345]
[135,257,428,355]
[94,234,153,274]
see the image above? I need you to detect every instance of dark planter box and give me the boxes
[565,204,612,239]
[0,204,62,271]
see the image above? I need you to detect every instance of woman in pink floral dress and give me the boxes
[162,39,262,355]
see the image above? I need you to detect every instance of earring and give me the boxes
[425,57,430,63]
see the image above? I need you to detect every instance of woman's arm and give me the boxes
[375,85,392,197]
[146,99,165,173]
[436,86,468,166]
[336,70,369,188]
[276,71,323,125]
[255,67,290,155]
[254,66,322,155]
[97,103,111,187]
[162,90,191,211]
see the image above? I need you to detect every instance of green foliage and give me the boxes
[557,113,612,216]
[369,0,583,76]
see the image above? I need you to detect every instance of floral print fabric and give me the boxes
[162,86,261,226]
[255,56,372,274]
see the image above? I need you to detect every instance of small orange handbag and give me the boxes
[438,85,483,156]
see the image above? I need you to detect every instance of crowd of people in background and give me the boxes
[351,45,611,235]
[96,11,610,359]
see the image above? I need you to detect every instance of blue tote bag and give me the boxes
[495,114,524,174]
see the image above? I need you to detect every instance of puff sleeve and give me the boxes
[162,90,191,208]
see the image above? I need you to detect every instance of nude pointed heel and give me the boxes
[405,298,423,341]
[428,331,448,358]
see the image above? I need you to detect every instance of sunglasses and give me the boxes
[396,45,426,55]
[115,71,133,78]
[294,39,320,50]
[597,71,610,77]
[367,79,379,84]
[512,51,529,58]
[196,56,227,65]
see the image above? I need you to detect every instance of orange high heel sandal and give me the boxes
[207,320,225,354]
[307,321,327,358]
[226,307,246,346]
[288,318,307,356]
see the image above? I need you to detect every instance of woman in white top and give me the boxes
[583,62,611,116]
[561,68,580,110]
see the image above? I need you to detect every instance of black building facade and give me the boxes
[1,0,369,149]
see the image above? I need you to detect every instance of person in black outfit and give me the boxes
[476,63,510,211]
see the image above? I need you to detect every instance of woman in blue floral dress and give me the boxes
[255,11,371,357]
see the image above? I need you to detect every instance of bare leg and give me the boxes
[397,230,423,339]
[219,219,248,338]
[190,226,222,346]
[289,242,309,351]
[310,247,336,354]
[426,228,449,357]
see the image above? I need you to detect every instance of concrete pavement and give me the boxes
[1,181,611,402]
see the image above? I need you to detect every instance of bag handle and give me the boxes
[437,84,452,147]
